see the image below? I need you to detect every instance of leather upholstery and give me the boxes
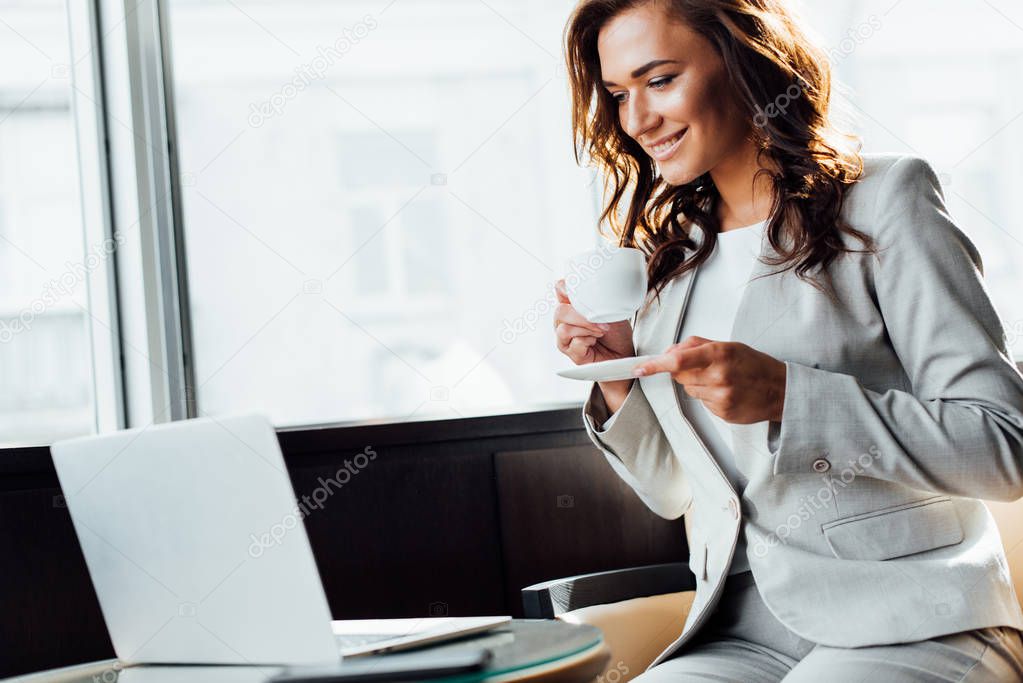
[558,591,695,681]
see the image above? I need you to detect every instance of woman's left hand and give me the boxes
[633,336,787,424]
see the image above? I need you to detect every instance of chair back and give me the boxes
[988,498,1023,609]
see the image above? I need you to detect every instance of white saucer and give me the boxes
[556,355,661,382]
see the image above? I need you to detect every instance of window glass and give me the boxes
[167,0,1023,428]
[797,0,1023,359]
[166,0,598,425]
[0,0,95,445]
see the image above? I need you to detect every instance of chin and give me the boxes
[658,163,702,187]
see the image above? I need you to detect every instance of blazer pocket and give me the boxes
[821,495,964,561]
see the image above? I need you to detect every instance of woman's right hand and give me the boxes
[554,279,635,364]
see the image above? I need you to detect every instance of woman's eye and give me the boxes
[611,76,674,104]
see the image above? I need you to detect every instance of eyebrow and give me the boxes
[602,59,681,87]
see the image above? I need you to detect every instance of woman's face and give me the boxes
[597,2,751,186]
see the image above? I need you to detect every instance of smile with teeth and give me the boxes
[650,129,687,159]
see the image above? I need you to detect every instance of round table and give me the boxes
[7,619,610,683]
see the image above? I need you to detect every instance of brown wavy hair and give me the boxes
[564,0,877,307]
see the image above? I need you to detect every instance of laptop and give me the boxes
[51,414,509,666]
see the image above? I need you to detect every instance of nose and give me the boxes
[622,92,661,142]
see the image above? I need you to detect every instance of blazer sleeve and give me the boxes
[771,155,1023,501]
[582,381,692,519]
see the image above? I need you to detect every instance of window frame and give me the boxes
[89,0,195,427]
[65,0,125,434]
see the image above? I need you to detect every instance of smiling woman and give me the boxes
[564,0,876,306]
[554,0,1023,681]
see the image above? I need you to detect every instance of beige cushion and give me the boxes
[987,498,1023,610]
[558,591,694,682]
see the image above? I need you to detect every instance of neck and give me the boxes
[710,137,776,233]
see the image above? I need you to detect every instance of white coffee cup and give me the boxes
[564,244,648,323]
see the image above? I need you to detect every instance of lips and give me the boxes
[647,129,687,161]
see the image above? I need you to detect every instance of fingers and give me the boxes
[555,279,571,304]
[554,303,608,335]
[556,323,603,349]
[557,321,601,363]
[678,335,713,349]
[633,341,716,377]
[631,352,676,377]
[553,278,613,364]
[566,335,599,359]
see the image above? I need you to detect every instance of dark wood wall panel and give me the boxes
[494,445,687,613]
[0,487,115,676]
[289,446,506,619]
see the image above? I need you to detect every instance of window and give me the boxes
[796,0,1023,359]
[4,0,1021,440]
[165,0,598,426]
[0,0,97,445]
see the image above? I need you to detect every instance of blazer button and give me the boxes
[812,457,831,473]
[728,498,740,520]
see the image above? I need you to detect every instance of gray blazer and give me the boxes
[582,154,1023,668]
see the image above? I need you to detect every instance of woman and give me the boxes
[553,0,1023,680]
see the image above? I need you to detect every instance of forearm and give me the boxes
[582,381,691,519]
[773,360,1023,501]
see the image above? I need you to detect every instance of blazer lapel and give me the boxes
[633,229,788,487]
[633,263,699,358]
[632,264,733,485]
[639,223,786,354]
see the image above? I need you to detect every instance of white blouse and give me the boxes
[603,221,768,574]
